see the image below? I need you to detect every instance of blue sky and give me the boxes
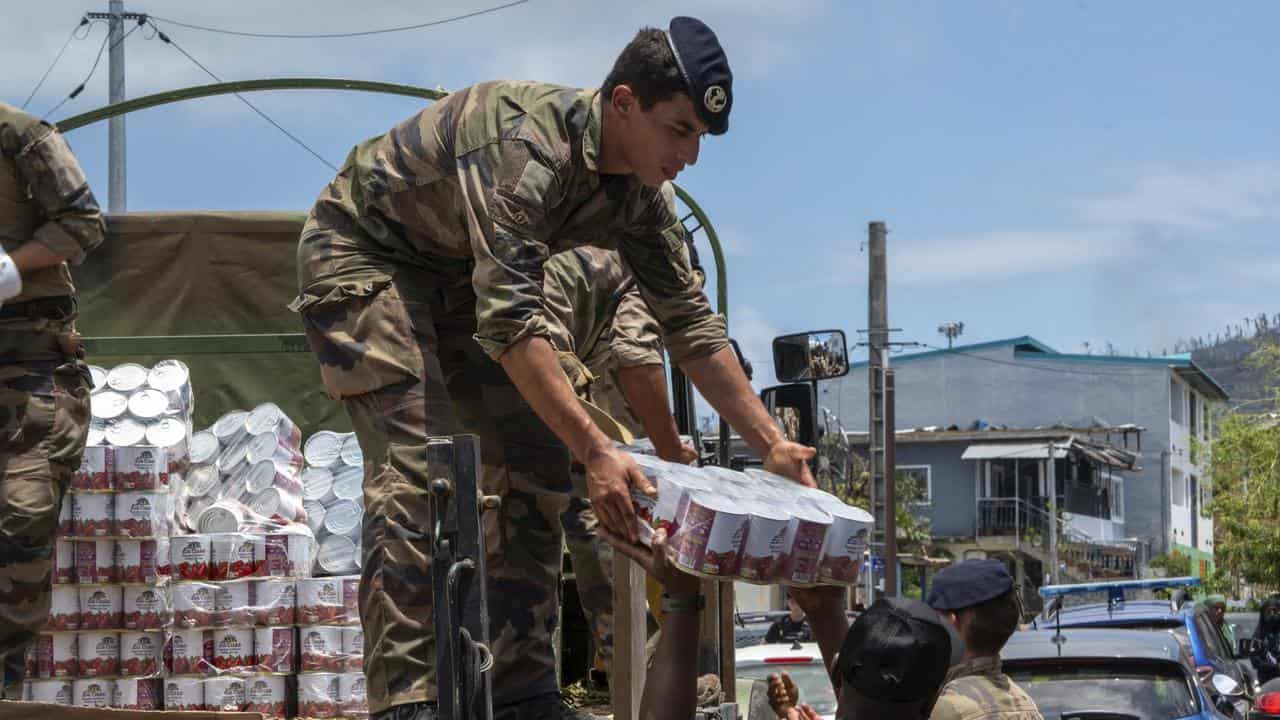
[5,1,1278,388]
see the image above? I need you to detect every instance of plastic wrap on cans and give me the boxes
[31,633,78,678]
[322,499,362,539]
[263,530,315,579]
[146,417,191,478]
[171,534,211,580]
[215,580,254,626]
[189,431,220,467]
[247,432,305,479]
[217,435,253,480]
[53,538,75,584]
[342,626,363,671]
[205,675,248,712]
[300,626,345,672]
[781,503,832,585]
[165,676,205,711]
[297,576,359,625]
[198,500,245,534]
[165,628,211,675]
[303,431,345,468]
[57,494,74,536]
[88,365,108,393]
[303,499,327,535]
[251,486,305,523]
[210,532,262,580]
[91,390,129,421]
[246,674,289,719]
[117,538,169,584]
[211,627,256,671]
[147,359,193,414]
[106,363,148,393]
[115,491,167,537]
[127,388,169,422]
[77,631,119,677]
[173,582,217,628]
[48,585,80,631]
[330,465,364,506]
[339,434,363,467]
[74,445,114,491]
[246,456,305,496]
[252,578,296,625]
[254,626,295,673]
[816,502,873,584]
[105,417,147,448]
[316,535,358,576]
[185,463,220,499]
[298,672,341,719]
[739,500,792,581]
[301,467,335,506]
[79,585,122,630]
[246,403,302,450]
[119,631,161,677]
[27,679,74,705]
[72,492,114,537]
[212,409,249,448]
[75,539,117,584]
[114,445,168,490]
[340,672,369,717]
[123,585,170,630]
[87,420,107,448]
[115,677,163,710]
[672,492,749,577]
[72,677,114,708]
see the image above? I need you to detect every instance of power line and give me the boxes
[43,17,145,120]
[150,23,340,172]
[22,18,91,110]
[147,0,529,40]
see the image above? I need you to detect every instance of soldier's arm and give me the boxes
[14,124,105,268]
[611,287,690,461]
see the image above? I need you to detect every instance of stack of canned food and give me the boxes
[298,430,365,577]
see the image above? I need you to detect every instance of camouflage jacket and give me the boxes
[0,102,105,303]
[930,656,1043,720]
[296,81,726,363]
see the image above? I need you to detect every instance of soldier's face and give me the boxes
[613,87,708,187]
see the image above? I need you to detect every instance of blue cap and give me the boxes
[926,559,1014,611]
[666,16,733,135]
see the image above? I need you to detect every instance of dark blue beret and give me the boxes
[926,559,1014,611]
[666,16,733,135]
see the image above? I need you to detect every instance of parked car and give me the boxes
[734,642,837,720]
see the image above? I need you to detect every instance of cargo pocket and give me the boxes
[291,278,428,400]
[47,361,91,470]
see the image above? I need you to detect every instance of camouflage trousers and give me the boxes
[560,492,614,676]
[0,319,91,698]
[296,262,574,712]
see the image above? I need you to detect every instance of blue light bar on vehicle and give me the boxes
[1039,576,1200,598]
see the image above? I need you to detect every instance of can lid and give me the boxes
[339,435,363,467]
[323,499,362,536]
[189,431,220,465]
[244,460,277,495]
[88,365,108,393]
[106,363,149,393]
[301,467,334,502]
[317,534,357,574]
[211,410,248,441]
[91,390,129,420]
[128,389,169,419]
[331,465,363,503]
[304,431,344,468]
[249,488,282,517]
[146,360,190,392]
[186,464,219,496]
[106,418,148,447]
[87,426,106,446]
[245,403,285,435]
[187,494,215,522]
[217,437,251,474]
[144,417,187,448]
[197,502,242,534]
[302,500,327,533]
[245,433,279,465]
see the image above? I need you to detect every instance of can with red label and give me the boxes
[205,676,248,712]
[146,417,190,478]
[297,672,340,719]
[27,679,74,705]
[79,585,122,630]
[57,495,74,536]
[296,576,351,625]
[115,445,168,490]
[164,628,211,676]
[164,676,204,711]
[214,580,254,626]
[77,631,119,677]
[74,446,114,491]
[120,631,161,677]
[300,626,345,672]
[171,534,211,580]
[72,493,114,538]
[254,626,295,673]
[115,677,163,710]
[245,674,289,719]
[72,678,114,708]
[53,538,75,584]
[115,491,166,537]
[48,586,79,631]
[342,626,364,671]
[210,532,260,580]
[123,585,169,630]
[173,582,216,628]
[211,627,256,671]
[252,579,295,626]
[75,539,117,584]
[30,633,77,678]
[116,538,166,583]
[340,672,369,717]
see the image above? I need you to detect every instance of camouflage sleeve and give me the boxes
[457,140,563,360]
[609,285,665,368]
[539,255,577,357]
[14,124,105,265]
[616,185,727,364]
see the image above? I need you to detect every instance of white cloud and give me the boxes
[1075,161,1280,231]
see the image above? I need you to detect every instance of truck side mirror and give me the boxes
[760,383,817,447]
[772,330,850,383]
[1238,637,1263,658]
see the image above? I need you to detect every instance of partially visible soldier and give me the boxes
[0,102,104,698]
[543,239,700,687]
[925,559,1044,720]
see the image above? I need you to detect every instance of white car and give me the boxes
[734,642,838,720]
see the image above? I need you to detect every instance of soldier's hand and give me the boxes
[585,444,654,543]
[764,440,817,488]
[655,441,698,465]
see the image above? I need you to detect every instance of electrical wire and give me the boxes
[22,18,90,110]
[43,18,145,120]
[149,23,340,172]
[147,0,529,40]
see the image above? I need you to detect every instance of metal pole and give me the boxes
[107,0,126,211]
[867,221,889,599]
[1048,441,1059,583]
[884,369,898,597]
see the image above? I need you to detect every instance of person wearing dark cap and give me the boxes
[925,559,1043,720]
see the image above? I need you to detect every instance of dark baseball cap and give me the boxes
[833,597,952,706]
[926,559,1014,611]
[665,16,733,135]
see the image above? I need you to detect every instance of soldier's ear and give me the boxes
[611,85,637,116]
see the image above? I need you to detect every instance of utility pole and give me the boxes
[87,1,144,211]
[1047,439,1059,583]
[867,221,897,598]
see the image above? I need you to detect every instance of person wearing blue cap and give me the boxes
[925,559,1043,720]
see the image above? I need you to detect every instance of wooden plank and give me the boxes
[611,553,648,720]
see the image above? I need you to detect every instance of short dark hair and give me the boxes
[957,589,1020,655]
[602,28,688,109]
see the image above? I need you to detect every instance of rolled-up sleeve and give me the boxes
[457,140,563,360]
[617,186,727,364]
[15,125,104,264]
[609,286,665,368]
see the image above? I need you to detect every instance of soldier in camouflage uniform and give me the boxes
[292,17,816,720]
[0,102,103,698]
[543,242,701,685]
[926,560,1044,720]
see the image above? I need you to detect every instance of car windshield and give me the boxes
[736,662,838,717]
[1005,661,1199,720]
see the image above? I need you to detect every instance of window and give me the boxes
[1188,392,1198,436]
[1110,476,1125,522]
[1199,477,1212,519]
[1172,468,1185,506]
[1170,379,1184,425]
[896,465,932,504]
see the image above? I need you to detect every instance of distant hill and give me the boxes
[1177,314,1279,411]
